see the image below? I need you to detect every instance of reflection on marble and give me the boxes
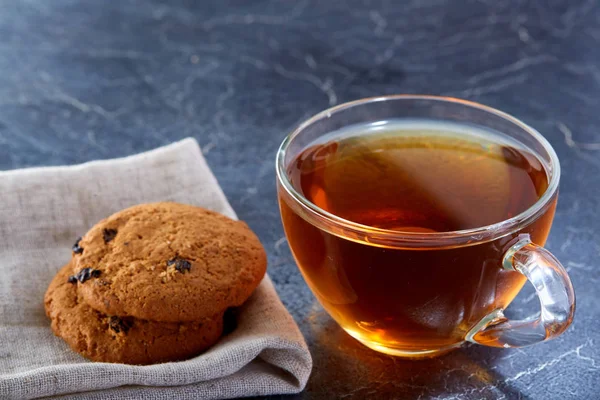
[1,0,599,398]
[306,303,596,399]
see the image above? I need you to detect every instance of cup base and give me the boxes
[345,329,464,359]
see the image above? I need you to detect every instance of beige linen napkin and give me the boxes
[0,138,312,399]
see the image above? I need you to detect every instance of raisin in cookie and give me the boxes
[45,264,224,365]
[72,202,267,322]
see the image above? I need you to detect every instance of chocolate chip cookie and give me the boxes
[72,202,267,322]
[45,264,224,365]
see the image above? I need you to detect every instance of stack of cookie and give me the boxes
[44,202,267,365]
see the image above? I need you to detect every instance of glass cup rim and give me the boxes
[275,95,561,247]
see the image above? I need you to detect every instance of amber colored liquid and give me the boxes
[279,121,557,354]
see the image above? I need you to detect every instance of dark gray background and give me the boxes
[1,1,599,399]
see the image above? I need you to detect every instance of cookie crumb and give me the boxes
[160,267,178,283]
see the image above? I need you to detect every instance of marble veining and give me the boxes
[1,0,599,399]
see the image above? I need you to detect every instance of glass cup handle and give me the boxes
[467,234,576,348]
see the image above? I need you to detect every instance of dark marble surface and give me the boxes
[1,1,599,399]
